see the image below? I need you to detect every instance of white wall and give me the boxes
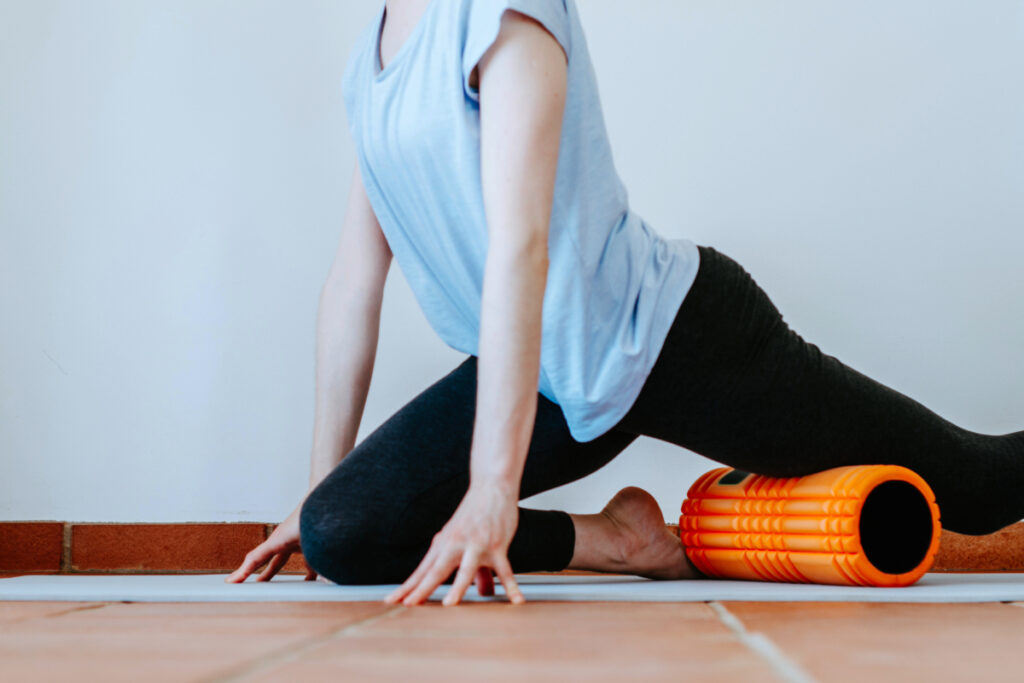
[2,1,1021,522]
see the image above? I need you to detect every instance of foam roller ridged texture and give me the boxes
[679,465,941,587]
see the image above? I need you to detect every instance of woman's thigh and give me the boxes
[299,354,637,582]
[613,245,977,504]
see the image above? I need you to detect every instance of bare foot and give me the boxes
[568,486,704,579]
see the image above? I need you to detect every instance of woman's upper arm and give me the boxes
[325,160,392,297]
[475,10,568,249]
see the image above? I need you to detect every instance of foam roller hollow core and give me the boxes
[679,465,941,587]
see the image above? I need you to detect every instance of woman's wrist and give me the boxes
[467,472,520,499]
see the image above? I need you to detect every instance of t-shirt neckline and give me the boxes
[373,0,440,82]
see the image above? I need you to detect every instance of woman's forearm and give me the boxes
[469,234,549,494]
[308,280,383,488]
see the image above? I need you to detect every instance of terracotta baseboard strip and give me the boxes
[2,521,1022,576]
[931,525,1024,572]
[0,523,63,574]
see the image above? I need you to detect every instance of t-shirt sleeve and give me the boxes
[461,0,571,104]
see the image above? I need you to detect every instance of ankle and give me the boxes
[566,512,626,572]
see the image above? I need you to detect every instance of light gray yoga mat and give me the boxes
[2,573,1023,603]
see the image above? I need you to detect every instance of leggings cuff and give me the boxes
[508,508,576,573]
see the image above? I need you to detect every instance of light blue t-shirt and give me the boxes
[340,0,701,442]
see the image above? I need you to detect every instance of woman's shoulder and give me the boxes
[459,0,573,70]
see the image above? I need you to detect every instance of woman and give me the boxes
[227,0,1024,606]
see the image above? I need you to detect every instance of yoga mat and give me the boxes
[2,573,1023,603]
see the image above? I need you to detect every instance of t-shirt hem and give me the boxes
[562,237,702,443]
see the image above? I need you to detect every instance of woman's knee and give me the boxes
[298,472,398,584]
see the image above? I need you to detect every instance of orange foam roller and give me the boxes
[679,465,941,587]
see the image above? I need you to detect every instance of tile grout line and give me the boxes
[201,604,406,683]
[61,523,72,572]
[709,601,818,683]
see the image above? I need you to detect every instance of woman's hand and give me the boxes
[225,501,316,583]
[385,482,525,607]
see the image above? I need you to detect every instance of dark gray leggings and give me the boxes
[300,245,1024,584]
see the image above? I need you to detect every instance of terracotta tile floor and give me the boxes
[2,596,1023,682]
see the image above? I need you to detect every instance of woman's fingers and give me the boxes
[491,553,525,604]
[256,552,290,582]
[442,548,483,607]
[403,551,459,606]
[303,567,318,581]
[385,543,439,604]
[225,542,276,583]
